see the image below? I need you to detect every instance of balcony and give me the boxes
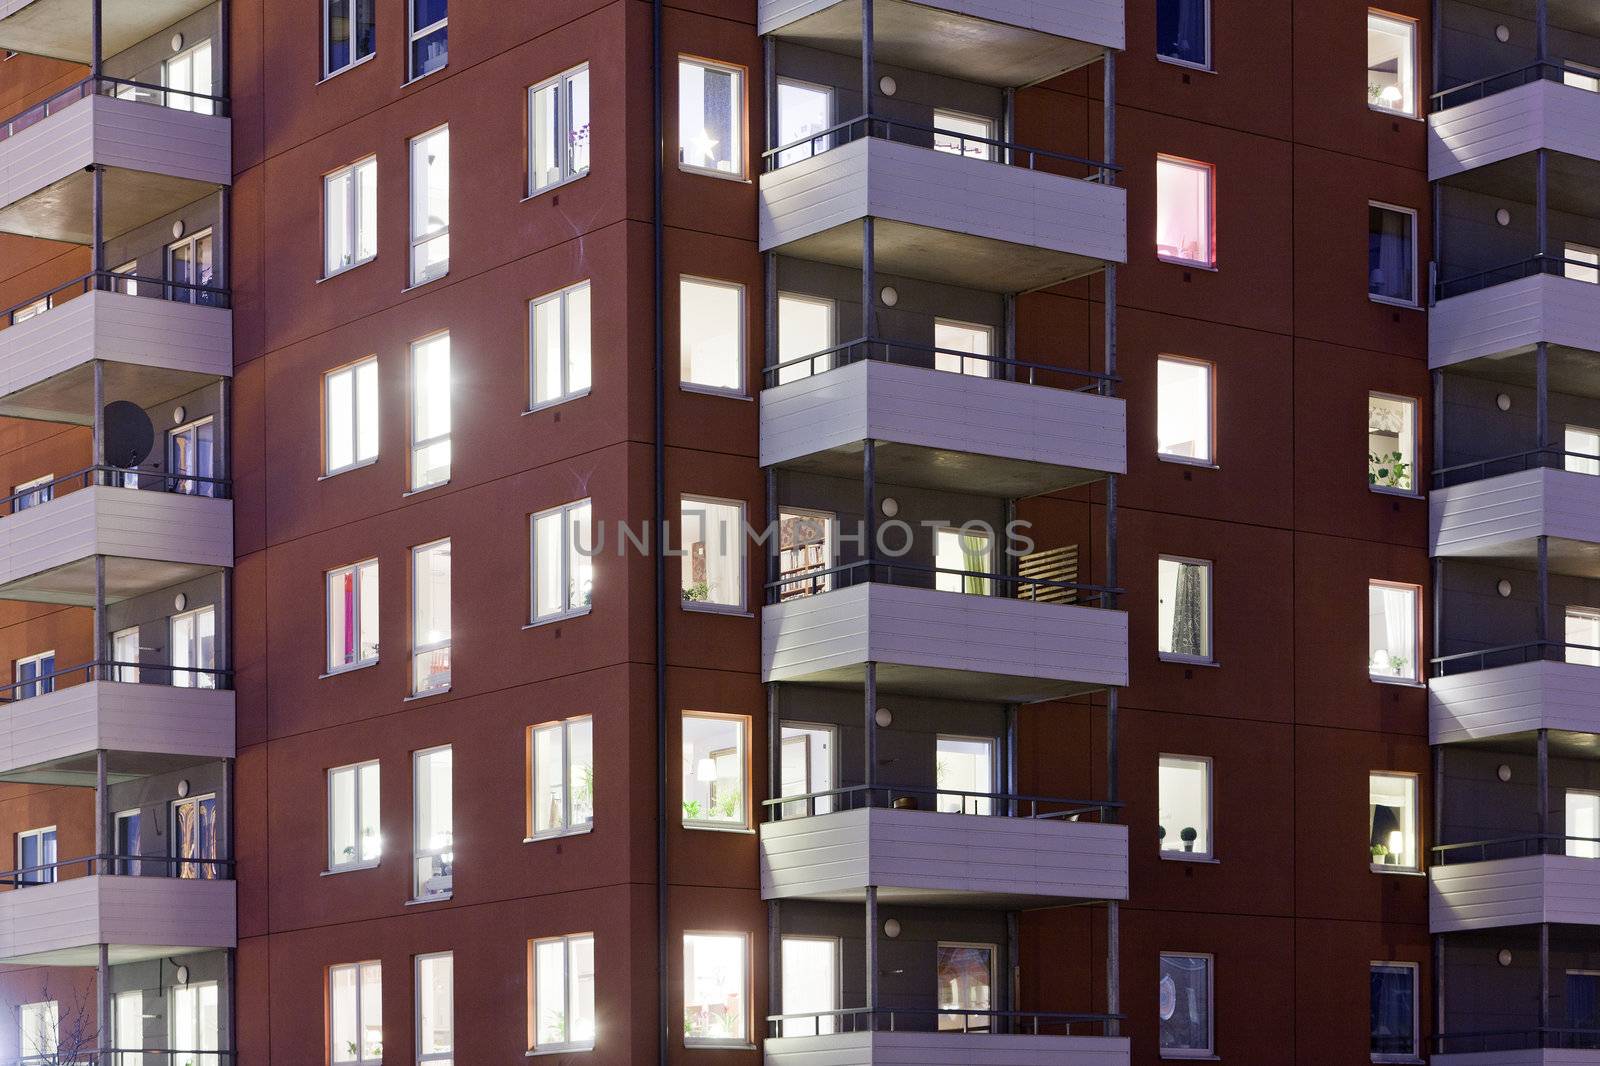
[1430,270,1600,371]
[1430,659,1600,744]
[759,787,1127,907]
[1430,843,1600,933]
[0,0,215,62]
[761,562,1128,702]
[757,0,1123,87]
[1429,467,1600,576]
[760,117,1125,293]
[761,347,1124,497]
[1431,69,1600,180]
[764,1027,1129,1066]
[0,78,229,244]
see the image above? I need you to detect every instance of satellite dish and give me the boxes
[102,401,154,469]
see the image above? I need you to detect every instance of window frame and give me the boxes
[1156,355,1216,466]
[1158,753,1214,862]
[409,332,452,493]
[530,499,594,624]
[527,63,592,197]
[326,558,379,674]
[1156,554,1215,665]
[327,960,383,1066]
[528,280,593,410]
[1158,951,1215,1058]
[679,495,749,612]
[322,0,376,79]
[11,473,52,512]
[322,356,379,477]
[16,825,56,885]
[1156,0,1212,72]
[1368,770,1421,873]
[1155,154,1216,269]
[1366,10,1419,119]
[1567,606,1600,667]
[679,276,747,397]
[529,932,597,1052]
[1368,201,1419,308]
[779,934,841,1037]
[410,539,452,696]
[19,1000,58,1062]
[682,931,750,1046]
[681,710,751,831]
[773,77,834,168]
[407,0,448,82]
[1367,392,1419,497]
[415,951,454,1066]
[1369,960,1419,1063]
[931,108,997,161]
[411,744,453,902]
[774,291,836,384]
[1367,579,1423,684]
[170,605,217,689]
[323,158,377,279]
[408,125,450,288]
[677,56,747,180]
[14,650,54,701]
[326,759,381,873]
[526,715,596,840]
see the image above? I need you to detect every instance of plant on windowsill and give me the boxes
[1180,827,1198,853]
[717,791,741,820]
[1370,843,1390,864]
[1368,451,1412,491]
[683,581,710,602]
[1388,654,1410,678]
[682,799,703,820]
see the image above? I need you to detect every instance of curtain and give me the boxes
[1369,968,1413,1054]
[1380,586,1415,677]
[1171,563,1204,656]
[960,532,990,595]
[1369,208,1413,301]
[1158,0,1206,65]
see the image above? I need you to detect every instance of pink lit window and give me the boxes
[1156,155,1215,268]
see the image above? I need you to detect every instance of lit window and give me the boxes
[775,293,834,384]
[932,109,995,161]
[1566,62,1600,93]
[325,158,377,277]
[113,990,142,1066]
[11,474,51,513]
[1159,755,1212,859]
[1156,0,1209,69]
[163,40,214,114]
[1368,204,1416,306]
[529,716,595,837]
[19,1002,57,1061]
[1157,556,1212,662]
[172,606,217,689]
[1157,356,1213,463]
[410,333,451,491]
[1367,12,1417,116]
[1567,789,1600,858]
[327,760,380,871]
[169,415,217,496]
[683,933,747,1045]
[328,961,383,1066]
[1567,607,1600,667]
[172,792,220,879]
[529,65,591,194]
[409,126,449,286]
[532,500,594,622]
[780,936,838,1036]
[111,260,138,296]
[778,508,833,599]
[112,627,140,684]
[936,943,994,1030]
[327,559,379,672]
[935,526,993,595]
[412,745,453,901]
[778,723,835,817]
[531,934,596,1051]
[323,0,376,78]
[934,319,994,377]
[324,358,379,475]
[775,78,832,167]
[409,0,447,80]
[411,540,451,694]
[171,982,219,1064]
[1567,242,1600,285]
[1158,953,1213,1056]
[1370,962,1417,1061]
[1368,394,1416,493]
[1566,425,1600,475]
[935,735,994,815]
[679,58,744,177]
[682,712,747,827]
[680,277,745,394]
[1368,772,1419,870]
[1368,581,1419,682]
[416,952,453,1066]
[13,651,52,701]
[680,497,746,610]
[1156,156,1214,267]
[168,228,218,305]
[16,826,55,885]
[530,281,592,408]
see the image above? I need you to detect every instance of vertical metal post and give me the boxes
[1434,935,1445,1050]
[92,360,105,471]
[1002,295,1016,380]
[94,555,107,680]
[864,886,879,1024]
[1539,922,1551,1031]
[1102,51,1116,175]
[95,748,107,874]
[1005,910,1020,1033]
[1101,46,1120,1041]
[90,0,102,76]
[1001,86,1015,166]
[1004,704,1018,816]
[1431,0,1442,95]
[765,255,779,389]
[1536,0,1549,63]
[864,661,877,792]
[1105,900,1120,1036]
[97,942,110,1066]
[1537,728,1550,840]
[764,37,777,156]
[1536,150,1548,263]
[1432,370,1445,472]
[861,0,874,126]
[861,218,876,349]
[1537,536,1550,647]
[863,437,877,562]
[1536,341,1550,455]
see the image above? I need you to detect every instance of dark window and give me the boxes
[1369,205,1416,304]
[1157,0,1209,68]
[1369,964,1416,1058]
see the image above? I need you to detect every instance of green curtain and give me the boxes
[960,533,989,595]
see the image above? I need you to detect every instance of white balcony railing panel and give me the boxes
[1431,855,1600,933]
[1430,275,1600,370]
[0,680,234,777]
[1431,79,1600,181]
[764,1031,1130,1066]
[0,875,236,965]
[1430,468,1600,563]
[1430,660,1600,745]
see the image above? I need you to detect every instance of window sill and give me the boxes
[679,383,752,401]
[1159,653,1219,668]
[1367,103,1425,123]
[525,389,592,415]
[404,686,451,703]
[683,823,755,835]
[1369,676,1425,689]
[317,54,376,84]
[1369,865,1425,877]
[523,825,595,844]
[1369,294,1420,310]
[521,170,590,203]
[1157,55,1214,74]
[684,1042,759,1052]
[528,1045,596,1057]
[321,862,379,877]
[1369,485,1420,500]
[525,607,593,629]
[1157,455,1219,470]
[1160,853,1219,864]
[319,659,379,680]
[405,893,453,906]
[401,65,448,90]
[1157,256,1218,272]
[318,257,376,283]
[681,603,754,618]
[1159,1056,1219,1062]
[402,271,449,294]
[677,164,751,184]
[403,480,450,498]
[319,458,378,481]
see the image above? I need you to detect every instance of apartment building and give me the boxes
[0,0,1549,1062]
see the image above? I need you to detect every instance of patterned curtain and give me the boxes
[1171,563,1204,656]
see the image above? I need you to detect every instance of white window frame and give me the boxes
[324,157,377,278]
[528,280,593,410]
[1369,960,1419,1063]
[779,934,841,1036]
[14,649,54,700]
[1157,555,1214,664]
[415,951,453,1066]
[528,715,595,839]
[327,759,380,873]
[1158,951,1215,1058]
[678,57,746,179]
[679,276,747,397]
[10,296,50,324]
[166,227,214,304]
[1567,606,1600,667]
[680,495,748,612]
[1155,155,1215,269]
[1368,202,1418,308]
[1156,0,1212,71]
[1565,424,1600,476]
[1156,355,1216,466]
[1367,392,1418,496]
[407,0,447,81]
[1158,754,1214,861]
[775,292,836,384]
[409,332,451,492]
[683,931,749,1046]
[1367,10,1419,118]
[931,109,996,161]
[12,474,52,512]
[1369,770,1421,873]
[1368,580,1422,684]
[777,507,835,598]
[408,126,449,287]
[171,605,217,689]
[19,1000,57,1063]
[326,559,379,674]
[113,989,143,1066]
[530,500,594,624]
[114,808,141,875]
[112,626,140,684]
[773,77,833,168]
[681,711,750,830]
[16,826,56,885]
[527,64,592,196]
[412,745,453,902]
[1566,241,1600,285]
[530,933,597,1052]
[323,357,379,477]
[328,961,383,1066]
[322,0,375,79]
[935,941,997,1030]
[411,539,451,696]
[163,38,214,114]
[111,260,139,297]
[171,792,220,879]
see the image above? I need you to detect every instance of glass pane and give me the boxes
[531,82,561,192]
[935,945,993,1030]
[1367,13,1415,115]
[935,528,992,595]
[1368,773,1418,869]
[533,725,566,834]
[568,503,593,611]
[775,80,830,167]
[355,360,379,462]
[1565,425,1600,476]
[1569,972,1600,1030]
[414,748,453,898]
[1367,395,1415,491]
[779,724,834,817]
[325,169,353,275]
[411,26,448,79]
[1567,242,1600,284]
[683,934,746,1042]
[933,319,992,377]
[567,284,592,394]
[411,334,451,489]
[357,160,378,263]
[330,966,359,1063]
[359,963,382,1059]
[1156,0,1208,66]
[327,0,352,72]
[1157,558,1211,659]
[680,498,744,607]
[568,69,591,176]
[1159,955,1211,1052]
[330,765,357,866]
[1369,965,1415,1055]
[418,954,453,1057]
[935,737,993,815]
[358,762,381,861]
[1568,791,1600,858]
[1368,584,1418,680]
[327,368,355,471]
[776,294,833,384]
[568,717,594,828]
[328,568,355,670]
[1158,756,1209,856]
[535,511,564,619]
[413,541,451,693]
[1156,157,1212,266]
[680,279,743,392]
[1157,358,1211,461]
[569,936,596,1044]
[781,938,837,1036]
[682,714,745,825]
[1567,610,1600,667]
[679,61,742,174]
[932,110,993,160]
[1368,207,1415,303]
[411,128,449,284]
[532,294,564,404]
[358,560,379,664]
[535,939,568,1045]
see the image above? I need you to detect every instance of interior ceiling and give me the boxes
[769,0,1104,86]
[0,0,213,62]
[0,556,223,607]
[0,166,219,246]
[776,439,1103,498]
[0,362,221,426]
[781,218,1107,294]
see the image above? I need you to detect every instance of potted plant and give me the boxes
[1180,827,1198,853]
[1370,843,1390,865]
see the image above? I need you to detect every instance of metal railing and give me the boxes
[0,466,231,513]
[0,657,232,702]
[1430,640,1600,677]
[1434,1026,1600,1054]
[762,112,1119,183]
[1431,833,1600,865]
[765,559,1120,607]
[1436,252,1600,301]
[1432,446,1600,489]
[0,75,229,144]
[1432,60,1600,112]
[4,1051,231,1066]
[1,270,230,329]
[765,1007,1121,1038]
[0,853,234,888]
[762,335,1117,394]
[762,783,1119,822]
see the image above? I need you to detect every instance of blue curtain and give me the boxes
[1157,0,1207,66]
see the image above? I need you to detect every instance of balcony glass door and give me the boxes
[1569,790,1600,858]
[935,528,992,595]
[113,626,141,683]
[172,606,217,689]
[169,416,217,496]
[1568,426,1600,476]
[114,990,143,1066]
[775,79,831,168]
[933,319,994,378]
[1568,608,1600,667]
[936,736,994,815]
[115,809,142,875]
[936,943,994,1031]
[779,723,835,817]
[17,826,56,885]
[164,40,214,114]
[167,229,217,304]
[780,936,838,1036]
[172,981,220,1066]
[172,793,219,879]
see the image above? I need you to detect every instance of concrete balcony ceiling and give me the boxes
[764,1031,1130,1066]
[0,94,230,243]
[757,0,1123,86]
[760,138,1126,292]
[761,359,1125,496]
[1430,467,1600,578]
[0,875,235,966]
[0,0,214,62]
